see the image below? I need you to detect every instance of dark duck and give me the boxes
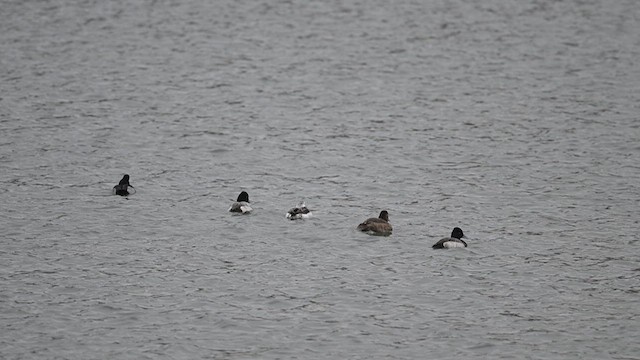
[113,174,134,196]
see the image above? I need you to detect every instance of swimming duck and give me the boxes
[229,191,252,214]
[357,210,392,235]
[113,174,134,196]
[286,201,312,220]
[432,227,467,249]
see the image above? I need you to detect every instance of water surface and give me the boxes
[1,1,639,359]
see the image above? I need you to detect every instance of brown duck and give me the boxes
[357,210,392,235]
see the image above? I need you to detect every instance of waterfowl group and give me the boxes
[113,176,468,248]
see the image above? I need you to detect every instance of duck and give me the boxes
[357,210,392,235]
[432,227,467,249]
[229,191,252,214]
[286,201,312,220]
[113,174,134,196]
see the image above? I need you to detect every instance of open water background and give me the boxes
[1,0,639,359]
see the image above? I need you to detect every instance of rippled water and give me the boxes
[1,0,639,359]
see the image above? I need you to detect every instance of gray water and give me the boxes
[1,0,639,359]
